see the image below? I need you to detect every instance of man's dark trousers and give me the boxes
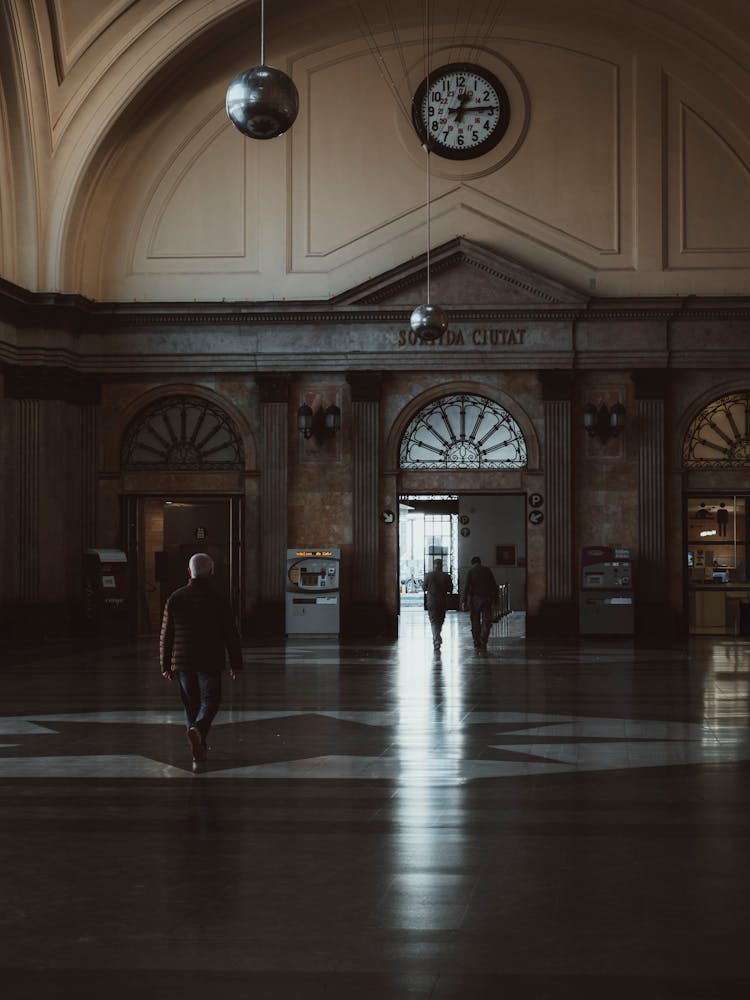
[178,672,221,744]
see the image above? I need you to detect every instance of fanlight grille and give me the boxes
[683,392,750,468]
[400,393,527,470]
[122,396,243,470]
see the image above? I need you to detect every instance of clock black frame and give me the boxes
[411,62,511,161]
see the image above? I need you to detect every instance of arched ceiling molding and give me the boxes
[664,75,750,271]
[624,0,750,91]
[25,0,750,296]
[32,0,249,143]
[679,105,750,253]
[41,0,259,291]
[0,2,50,288]
[47,0,143,82]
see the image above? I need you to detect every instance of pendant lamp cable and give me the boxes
[356,4,412,124]
[424,0,432,306]
[260,0,265,65]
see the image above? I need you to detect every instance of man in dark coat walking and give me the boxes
[160,552,242,769]
[423,557,453,650]
[460,555,499,651]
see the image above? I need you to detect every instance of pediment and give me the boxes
[333,237,588,307]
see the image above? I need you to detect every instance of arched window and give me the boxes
[683,392,750,468]
[400,393,527,470]
[121,395,243,470]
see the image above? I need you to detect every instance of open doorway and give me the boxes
[399,496,459,608]
[135,496,239,635]
[398,493,527,622]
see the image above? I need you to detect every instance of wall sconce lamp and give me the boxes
[297,403,341,444]
[583,401,626,443]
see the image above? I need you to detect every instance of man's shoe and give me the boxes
[187,726,205,763]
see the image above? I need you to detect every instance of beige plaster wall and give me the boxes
[2,1,746,301]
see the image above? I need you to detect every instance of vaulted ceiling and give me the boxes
[1,0,749,300]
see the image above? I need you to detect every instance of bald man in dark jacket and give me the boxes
[160,552,242,768]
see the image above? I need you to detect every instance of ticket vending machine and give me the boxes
[579,546,634,635]
[285,548,341,636]
[82,548,130,636]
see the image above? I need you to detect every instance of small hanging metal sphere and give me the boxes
[410,303,448,342]
[226,65,299,139]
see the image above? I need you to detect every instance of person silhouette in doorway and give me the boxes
[461,556,499,651]
[423,558,453,651]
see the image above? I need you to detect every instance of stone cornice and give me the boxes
[3,363,101,402]
[3,276,750,329]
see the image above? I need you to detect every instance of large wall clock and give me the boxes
[411,62,511,160]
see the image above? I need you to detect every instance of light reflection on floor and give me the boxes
[1,619,750,997]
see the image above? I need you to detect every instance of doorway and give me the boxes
[398,493,527,616]
[129,495,241,635]
[685,493,749,635]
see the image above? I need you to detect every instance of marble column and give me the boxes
[347,373,387,634]
[81,404,98,549]
[633,369,672,632]
[256,375,289,632]
[18,399,40,602]
[4,367,102,634]
[532,371,575,635]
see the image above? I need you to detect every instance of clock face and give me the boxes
[412,62,510,160]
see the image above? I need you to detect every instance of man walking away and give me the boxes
[160,552,242,770]
[423,557,453,650]
[460,555,500,651]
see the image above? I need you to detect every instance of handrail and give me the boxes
[493,583,510,621]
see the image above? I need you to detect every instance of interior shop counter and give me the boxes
[689,585,750,635]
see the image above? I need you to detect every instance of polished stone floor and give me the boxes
[2,609,750,998]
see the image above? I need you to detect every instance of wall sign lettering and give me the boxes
[398,328,527,348]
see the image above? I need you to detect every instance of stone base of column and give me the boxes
[635,602,683,639]
[526,601,578,638]
[344,603,398,640]
[1,603,83,639]
[246,601,285,639]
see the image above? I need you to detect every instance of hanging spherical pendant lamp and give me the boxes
[226,0,299,140]
[410,301,448,341]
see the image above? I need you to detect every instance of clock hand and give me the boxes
[456,105,496,113]
[447,92,471,123]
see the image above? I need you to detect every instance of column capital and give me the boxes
[538,369,574,401]
[255,374,290,404]
[347,372,383,403]
[632,368,669,400]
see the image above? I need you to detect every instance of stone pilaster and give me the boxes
[3,366,101,635]
[81,404,98,549]
[347,373,391,635]
[256,375,289,633]
[529,371,575,636]
[18,399,40,602]
[632,369,674,634]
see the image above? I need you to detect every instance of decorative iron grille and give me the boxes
[400,393,527,470]
[121,396,243,470]
[683,392,750,468]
